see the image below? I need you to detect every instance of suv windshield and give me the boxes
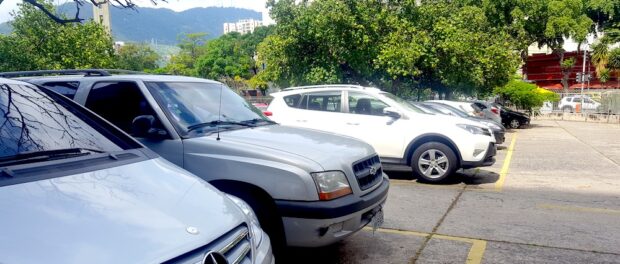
[145,82,273,137]
[0,83,122,160]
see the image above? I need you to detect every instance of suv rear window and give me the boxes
[284,94,302,107]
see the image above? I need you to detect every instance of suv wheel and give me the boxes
[411,142,457,182]
[562,106,573,113]
[509,119,521,129]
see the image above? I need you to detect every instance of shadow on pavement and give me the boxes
[385,169,500,186]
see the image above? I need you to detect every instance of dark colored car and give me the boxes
[501,108,530,129]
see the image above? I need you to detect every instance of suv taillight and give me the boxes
[491,107,499,115]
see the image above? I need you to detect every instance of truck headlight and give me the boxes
[311,171,352,200]
[225,194,262,246]
[457,124,491,136]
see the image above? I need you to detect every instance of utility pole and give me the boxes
[580,44,587,101]
[93,1,111,35]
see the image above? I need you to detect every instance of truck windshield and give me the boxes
[145,82,272,137]
[0,83,122,160]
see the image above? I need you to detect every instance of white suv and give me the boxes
[558,95,601,112]
[268,85,497,182]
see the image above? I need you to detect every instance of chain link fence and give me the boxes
[539,91,620,115]
[536,91,620,124]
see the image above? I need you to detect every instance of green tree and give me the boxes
[543,0,593,92]
[260,0,388,87]
[494,79,559,111]
[0,1,114,71]
[115,43,160,71]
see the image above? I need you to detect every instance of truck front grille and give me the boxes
[353,155,383,191]
[163,224,252,264]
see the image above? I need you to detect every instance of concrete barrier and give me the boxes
[535,113,620,124]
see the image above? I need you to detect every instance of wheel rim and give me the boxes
[510,119,520,128]
[418,149,449,179]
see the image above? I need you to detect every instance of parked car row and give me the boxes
[0,72,390,264]
[0,72,520,263]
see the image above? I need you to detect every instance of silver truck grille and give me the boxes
[352,155,383,191]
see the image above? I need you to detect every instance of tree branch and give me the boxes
[23,0,82,24]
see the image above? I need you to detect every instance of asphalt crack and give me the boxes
[412,185,467,263]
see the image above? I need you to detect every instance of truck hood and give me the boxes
[212,124,376,167]
[0,158,245,264]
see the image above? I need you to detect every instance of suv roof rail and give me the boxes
[282,84,366,91]
[0,69,147,78]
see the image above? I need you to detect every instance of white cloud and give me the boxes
[0,0,270,23]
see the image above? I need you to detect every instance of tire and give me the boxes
[213,183,286,257]
[411,142,457,183]
[562,106,573,113]
[509,119,521,129]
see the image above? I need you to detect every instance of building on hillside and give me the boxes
[523,51,620,92]
[223,19,263,34]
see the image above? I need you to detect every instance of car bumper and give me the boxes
[493,131,506,145]
[274,176,390,247]
[461,143,496,168]
[255,230,275,264]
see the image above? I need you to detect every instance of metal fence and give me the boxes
[540,91,620,115]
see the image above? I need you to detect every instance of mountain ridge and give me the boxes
[0,4,262,44]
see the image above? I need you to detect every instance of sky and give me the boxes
[0,0,272,23]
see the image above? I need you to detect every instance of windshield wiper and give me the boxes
[187,120,256,132]
[241,118,277,125]
[0,148,105,167]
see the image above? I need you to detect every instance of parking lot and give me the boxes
[283,120,620,263]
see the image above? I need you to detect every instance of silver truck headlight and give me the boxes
[226,194,262,246]
[457,124,491,136]
[311,171,352,201]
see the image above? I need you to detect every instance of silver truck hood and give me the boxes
[215,124,376,167]
[0,158,244,264]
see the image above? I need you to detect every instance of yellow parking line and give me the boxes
[538,204,620,215]
[494,134,517,192]
[364,227,487,264]
[432,234,487,264]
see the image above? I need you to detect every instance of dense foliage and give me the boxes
[494,80,560,111]
[115,43,160,71]
[0,2,115,71]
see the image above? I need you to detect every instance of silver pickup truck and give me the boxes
[16,70,390,250]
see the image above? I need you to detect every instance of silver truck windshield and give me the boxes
[146,82,272,137]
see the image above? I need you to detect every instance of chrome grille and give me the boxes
[352,155,383,190]
[163,224,252,264]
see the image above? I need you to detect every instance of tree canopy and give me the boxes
[0,1,115,71]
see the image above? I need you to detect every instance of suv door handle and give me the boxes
[346,122,360,126]
[296,120,307,123]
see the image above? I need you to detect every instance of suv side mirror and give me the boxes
[383,107,401,119]
[132,115,168,140]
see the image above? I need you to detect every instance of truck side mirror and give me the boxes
[132,115,168,140]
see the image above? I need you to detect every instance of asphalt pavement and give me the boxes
[281,120,620,264]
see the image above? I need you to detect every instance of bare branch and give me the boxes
[23,0,82,24]
[16,0,168,24]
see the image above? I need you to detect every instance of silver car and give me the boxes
[19,70,390,249]
[0,78,273,264]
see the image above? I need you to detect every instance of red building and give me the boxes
[524,51,620,91]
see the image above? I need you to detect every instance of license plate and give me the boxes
[370,208,384,233]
